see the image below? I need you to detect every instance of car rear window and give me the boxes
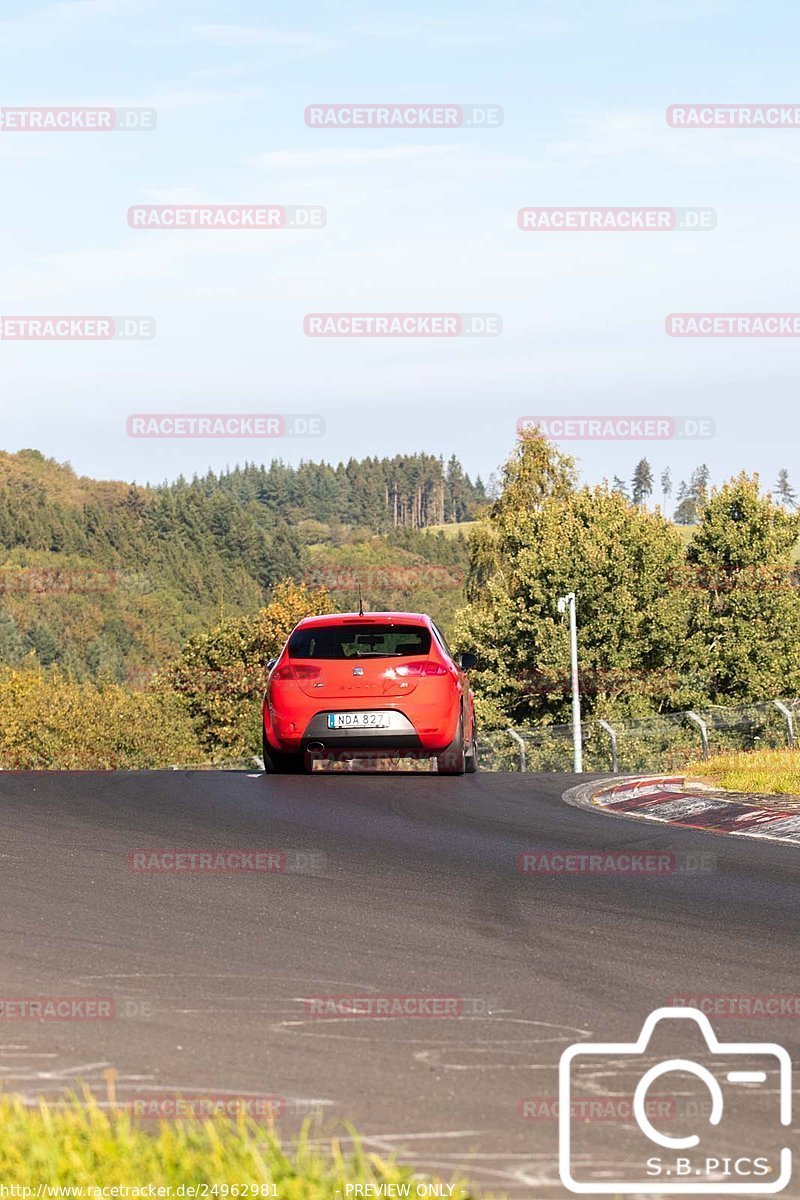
[288,624,431,659]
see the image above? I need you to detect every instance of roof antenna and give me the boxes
[357,584,364,616]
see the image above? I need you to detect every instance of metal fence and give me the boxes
[479,698,799,773]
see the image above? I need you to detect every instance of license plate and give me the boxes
[327,711,390,730]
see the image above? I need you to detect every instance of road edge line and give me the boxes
[562,774,800,847]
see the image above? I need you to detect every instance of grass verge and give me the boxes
[0,1094,472,1197]
[688,747,800,796]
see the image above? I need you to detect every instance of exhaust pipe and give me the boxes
[306,741,325,753]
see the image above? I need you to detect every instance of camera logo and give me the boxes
[559,1006,791,1193]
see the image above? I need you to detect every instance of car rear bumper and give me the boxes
[264,699,459,753]
[301,710,422,749]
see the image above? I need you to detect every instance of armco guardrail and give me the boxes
[479,698,800,772]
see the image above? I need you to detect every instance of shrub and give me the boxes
[0,1094,470,1196]
[161,580,330,758]
[0,666,203,768]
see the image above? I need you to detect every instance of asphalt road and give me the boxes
[1,769,799,1196]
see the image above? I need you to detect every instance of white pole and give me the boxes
[558,592,583,773]
[507,728,527,773]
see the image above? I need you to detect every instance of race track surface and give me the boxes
[1,769,798,1196]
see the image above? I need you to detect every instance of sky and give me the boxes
[1,0,799,501]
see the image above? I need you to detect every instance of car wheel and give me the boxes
[436,718,466,775]
[465,724,479,773]
[262,732,305,774]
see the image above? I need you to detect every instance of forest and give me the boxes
[0,448,484,682]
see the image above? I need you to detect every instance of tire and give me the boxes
[436,717,466,776]
[262,732,305,774]
[465,722,479,773]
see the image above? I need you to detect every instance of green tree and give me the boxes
[161,579,330,757]
[0,611,26,666]
[674,464,710,525]
[631,458,654,507]
[455,459,689,728]
[464,430,575,602]
[774,469,797,509]
[27,619,62,667]
[683,474,800,701]
[0,665,202,768]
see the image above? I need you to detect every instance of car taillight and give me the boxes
[394,660,448,677]
[271,662,320,681]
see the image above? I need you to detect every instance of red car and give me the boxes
[262,611,478,775]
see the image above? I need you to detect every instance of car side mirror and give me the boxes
[266,658,278,671]
[457,652,477,670]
